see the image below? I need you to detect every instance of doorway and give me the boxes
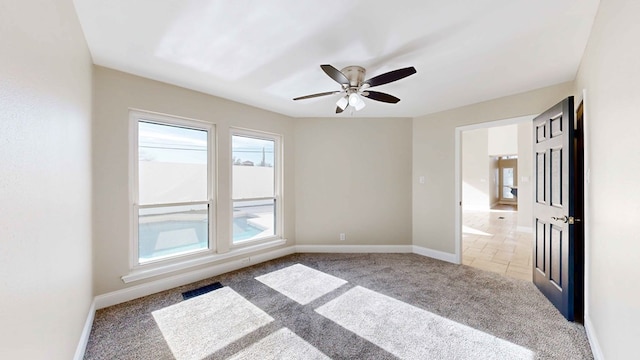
[454,99,587,323]
[455,116,535,281]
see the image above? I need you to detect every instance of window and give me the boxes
[498,156,517,203]
[131,111,214,266]
[231,130,281,244]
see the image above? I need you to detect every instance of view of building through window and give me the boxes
[232,135,274,167]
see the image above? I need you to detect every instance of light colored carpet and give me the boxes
[316,285,534,359]
[255,263,347,305]
[152,287,273,360]
[228,328,330,360]
[85,253,593,359]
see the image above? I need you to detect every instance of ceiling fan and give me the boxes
[293,64,417,113]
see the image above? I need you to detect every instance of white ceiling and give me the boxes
[73,0,600,118]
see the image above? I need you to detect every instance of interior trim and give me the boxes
[295,244,413,253]
[412,245,458,264]
[73,299,96,360]
[121,239,287,283]
[584,315,604,360]
[104,245,294,309]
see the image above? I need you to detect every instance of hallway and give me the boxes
[462,205,532,281]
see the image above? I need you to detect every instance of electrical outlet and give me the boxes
[339,233,346,241]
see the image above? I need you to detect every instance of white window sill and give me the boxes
[121,238,287,283]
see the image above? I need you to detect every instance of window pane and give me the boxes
[232,135,274,199]
[139,121,208,205]
[233,199,275,242]
[503,168,514,199]
[139,204,208,263]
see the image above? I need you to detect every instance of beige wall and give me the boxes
[0,1,93,359]
[412,81,573,253]
[488,124,518,156]
[574,0,640,357]
[294,118,412,246]
[516,122,533,231]
[489,156,500,207]
[462,128,490,209]
[92,67,295,294]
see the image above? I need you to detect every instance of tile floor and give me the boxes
[462,205,533,281]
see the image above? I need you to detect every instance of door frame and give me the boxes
[454,115,535,264]
[577,89,591,324]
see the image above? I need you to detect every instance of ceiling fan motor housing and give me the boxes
[341,66,366,88]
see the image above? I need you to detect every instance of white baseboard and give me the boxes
[412,245,458,264]
[295,244,413,253]
[74,299,96,360]
[292,244,459,266]
[516,226,533,233]
[584,315,604,360]
[95,246,295,309]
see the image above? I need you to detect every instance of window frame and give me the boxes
[129,110,216,270]
[230,128,283,248]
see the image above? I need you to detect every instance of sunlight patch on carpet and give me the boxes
[255,263,347,305]
[315,286,535,360]
[229,328,330,360]
[152,287,273,360]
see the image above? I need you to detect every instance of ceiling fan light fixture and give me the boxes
[336,96,348,110]
[348,93,359,106]
[354,96,366,111]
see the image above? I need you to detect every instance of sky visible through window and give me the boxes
[138,121,274,167]
[139,121,207,164]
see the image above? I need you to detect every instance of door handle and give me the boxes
[551,216,568,223]
[551,216,581,224]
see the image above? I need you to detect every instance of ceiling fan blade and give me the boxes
[321,64,350,86]
[363,90,401,104]
[364,66,416,88]
[293,91,340,101]
[336,105,345,114]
